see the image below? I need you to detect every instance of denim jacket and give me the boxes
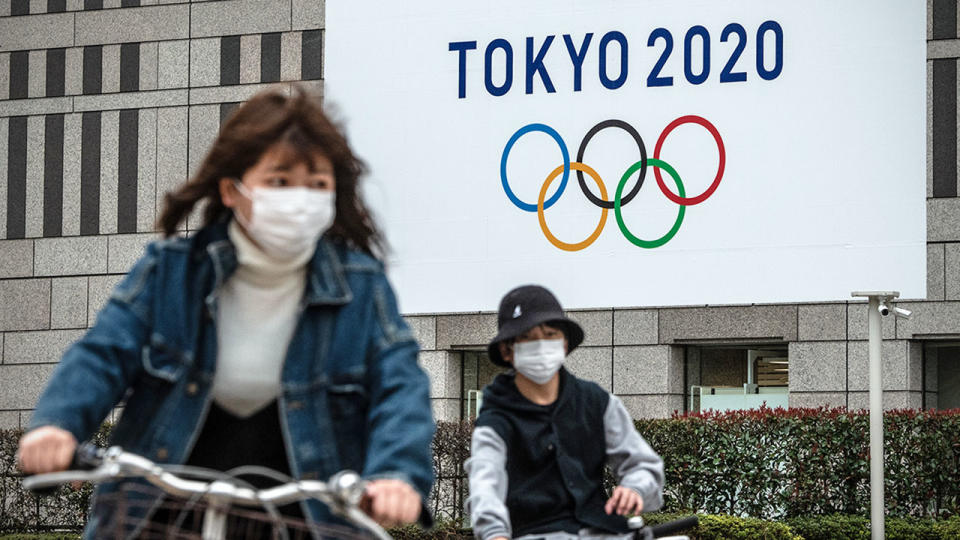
[28,220,435,536]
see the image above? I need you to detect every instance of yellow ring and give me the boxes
[537,162,608,251]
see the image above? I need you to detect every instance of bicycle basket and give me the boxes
[92,482,375,540]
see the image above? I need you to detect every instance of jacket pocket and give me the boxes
[140,334,188,384]
[111,338,187,448]
[326,375,369,472]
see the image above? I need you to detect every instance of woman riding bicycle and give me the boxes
[466,285,664,540]
[17,85,434,537]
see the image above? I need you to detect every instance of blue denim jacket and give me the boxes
[28,220,435,535]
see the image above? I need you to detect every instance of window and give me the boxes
[923,343,960,410]
[687,344,789,413]
[461,351,502,420]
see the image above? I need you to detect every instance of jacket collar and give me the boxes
[200,218,353,312]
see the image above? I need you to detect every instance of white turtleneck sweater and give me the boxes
[210,221,313,417]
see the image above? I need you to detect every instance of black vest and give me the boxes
[476,369,629,537]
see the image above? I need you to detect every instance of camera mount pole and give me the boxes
[851,291,899,540]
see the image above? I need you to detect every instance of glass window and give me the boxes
[687,344,789,413]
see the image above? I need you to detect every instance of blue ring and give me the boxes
[500,123,570,212]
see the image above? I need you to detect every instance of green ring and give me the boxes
[614,158,686,249]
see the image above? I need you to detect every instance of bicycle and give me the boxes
[22,442,392,540]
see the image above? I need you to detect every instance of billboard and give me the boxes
[325,1,927,313]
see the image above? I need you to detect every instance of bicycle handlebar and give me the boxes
[22,443,391,540]
[648,515,698,538]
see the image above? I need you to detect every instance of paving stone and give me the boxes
[0,13,74,52]
[895,301,960,338]
[87,275,123,327]
[613,309,658,345]
[189,37,220,88]
[61,112,82,236]
[292,0,322,31]
[0,239,33,278]
[0,363,57,409]
[788,341,846,393]
[50,277,87,329]
[797,303,846,341]
[24,115,44,238]
[659,305,797,343]
[158,40,189,89]
[0,279,50,331]
[613,345,683,395]
[436,313,497,349]
[847,391,922,411]
[928,243,945,301]
[431,398,460,423]
[404,315,436,351]
[946,244,960,300]
[4,329,84,364]
[567,309,611,346]
[618,395,683,420]
[0,411,20,430]
[846,340,912,391]
[788,392,847,410]
[74,3,189,45]
[928,198,960,242]
[418,350,460,400]
[847,302,897,340]
[107,233,157,274]
[565,346,611,392]
[34,236,108,276]
[191,0,290,38]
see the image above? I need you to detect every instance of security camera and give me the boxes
[892,306,912,319]
[878,301,890,316]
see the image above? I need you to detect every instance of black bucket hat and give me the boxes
[487,285,584,367]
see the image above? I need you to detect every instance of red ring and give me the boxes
[652,115,726,206]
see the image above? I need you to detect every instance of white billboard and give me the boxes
[325,1,927,313]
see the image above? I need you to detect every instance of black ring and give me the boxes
[575,119,647,209]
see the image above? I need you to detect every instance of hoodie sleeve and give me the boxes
[464,425,511,540]
[604,393,665,512]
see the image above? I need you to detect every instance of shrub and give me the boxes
[389,520,471,539]
[785,513,870,540]
[3,408,960,534]
[0,425,110,534]
[0,535,81,540]
[635,407,960,519]
[696,514,801,540]
[933,515,960,538]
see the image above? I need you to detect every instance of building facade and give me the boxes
[0,0,958,427]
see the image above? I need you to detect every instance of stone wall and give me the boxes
[2,1,960,426]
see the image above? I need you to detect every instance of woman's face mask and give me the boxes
[512,338,566,384]
[233,182,335,259]
[227,145,337,259]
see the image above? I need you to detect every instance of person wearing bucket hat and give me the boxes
[465,285,664,540]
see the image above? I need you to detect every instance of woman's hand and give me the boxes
[17,426,77,474]
[605,485,643,516]
[360,478,422,527]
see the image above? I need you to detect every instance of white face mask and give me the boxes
[512,339,565,384]
[233,182,336,259]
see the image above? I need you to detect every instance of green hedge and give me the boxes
[3,408,959,534]
[387,514,960,540]
[635,407,960,519]
[785,514,960,540]
[0,535,81,540]
[3,515,960,540]
[0,426,111,533]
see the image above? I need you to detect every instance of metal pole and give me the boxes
[867,296,884,540]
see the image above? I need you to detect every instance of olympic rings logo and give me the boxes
[500,115,726,250]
